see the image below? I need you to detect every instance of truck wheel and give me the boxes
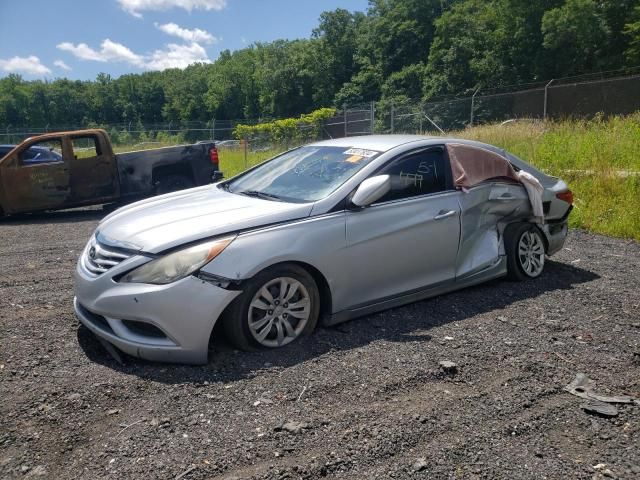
[155,174,194,195]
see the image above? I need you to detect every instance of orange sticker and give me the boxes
[346,155,364,163]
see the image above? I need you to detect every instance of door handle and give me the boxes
[434,210,457,220]
[492,193,516,201]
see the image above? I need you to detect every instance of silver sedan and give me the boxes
[74,135,573,364]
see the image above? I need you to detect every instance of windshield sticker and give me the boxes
[343,148,379,158]
[345,155,365,163]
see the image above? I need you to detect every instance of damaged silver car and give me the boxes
[74,135,573,364]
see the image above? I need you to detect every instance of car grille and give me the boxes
[83,237,132,275]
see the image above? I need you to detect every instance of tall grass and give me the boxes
[217,147,282,178]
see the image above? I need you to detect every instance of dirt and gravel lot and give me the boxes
[1,209,639,479]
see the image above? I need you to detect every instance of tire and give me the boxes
[505,223,546,281]
[221,264,320,351]
[155,174,194,195]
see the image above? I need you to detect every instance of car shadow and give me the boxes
[77,259,599,383]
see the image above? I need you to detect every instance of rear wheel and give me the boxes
[155,174,194,195]
[222,264,320,351]
[505,223,546,281]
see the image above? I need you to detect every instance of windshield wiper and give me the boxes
[237,190,283,201]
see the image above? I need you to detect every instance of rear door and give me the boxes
[69,134,119,203]
[343,146,461,308]
[0,138,70,213]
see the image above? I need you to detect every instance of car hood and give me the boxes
[97,185,314,253]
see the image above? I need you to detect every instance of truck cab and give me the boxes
[0,130,120,215]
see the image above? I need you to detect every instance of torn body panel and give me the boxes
[456,182,531,279]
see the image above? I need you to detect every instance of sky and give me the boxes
[0,0,369,81]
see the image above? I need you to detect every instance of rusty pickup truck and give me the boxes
[0,129,222,216]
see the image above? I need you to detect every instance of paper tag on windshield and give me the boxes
[343,148,379,158]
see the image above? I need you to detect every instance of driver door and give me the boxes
[343,147,461,308]
[0,138,70,213]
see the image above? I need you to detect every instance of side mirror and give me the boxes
[351,174,391,207]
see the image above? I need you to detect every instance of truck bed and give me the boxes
[116,142,218,197]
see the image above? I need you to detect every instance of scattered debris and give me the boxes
[297,386,308,402]
[115,418,146,437]
[174,465,197,480]
[106,409,120,416]
[439,361,458,374]
[582,402,619,417]
[412,457,428,472]
[274,421,310,434]
[27,465,47,477]
[564,373,639,405]
[554,352,575,364]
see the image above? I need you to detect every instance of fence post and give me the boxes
[342,104,348,137]
[211,118,216,140]
[470,87,480,127]
[390,102,395,133]
[543,79,554,120]
[243,137,248,169]
[370,101,375,134]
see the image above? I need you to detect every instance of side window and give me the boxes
[376,148,447,203]
[71,136,101,159]
[19,140,63,165]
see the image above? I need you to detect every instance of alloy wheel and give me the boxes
[247,277,311,347]
[518,230,545,277]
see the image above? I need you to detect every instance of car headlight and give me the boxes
[120,236,236,284]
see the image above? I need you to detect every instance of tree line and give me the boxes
[1,0,638,128]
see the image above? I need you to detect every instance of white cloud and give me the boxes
[57,42,106,62]
[100,39,145,66]
[53,60,72,71]
[57,39,145,67]
[0,55,51,76]
[118,0,227,18]
[57,38,209,71]
[155,22,217,44]
[146,42,210,70]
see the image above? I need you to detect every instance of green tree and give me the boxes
[541,0,610,76]
[623,5,640,65]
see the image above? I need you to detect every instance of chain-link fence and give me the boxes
[1,69,638,149]
[380,68,640,134]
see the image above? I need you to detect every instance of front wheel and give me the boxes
[505,223,546,281]
[221,264,320,351]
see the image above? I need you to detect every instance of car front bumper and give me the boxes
[74,258,241,364]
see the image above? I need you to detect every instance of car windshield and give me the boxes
[224,146,381,202]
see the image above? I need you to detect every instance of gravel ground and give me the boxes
[1,209,639,480]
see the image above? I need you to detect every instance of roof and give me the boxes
[309,134,437,152]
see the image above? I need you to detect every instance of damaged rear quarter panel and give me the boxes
[456,182,531,278]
